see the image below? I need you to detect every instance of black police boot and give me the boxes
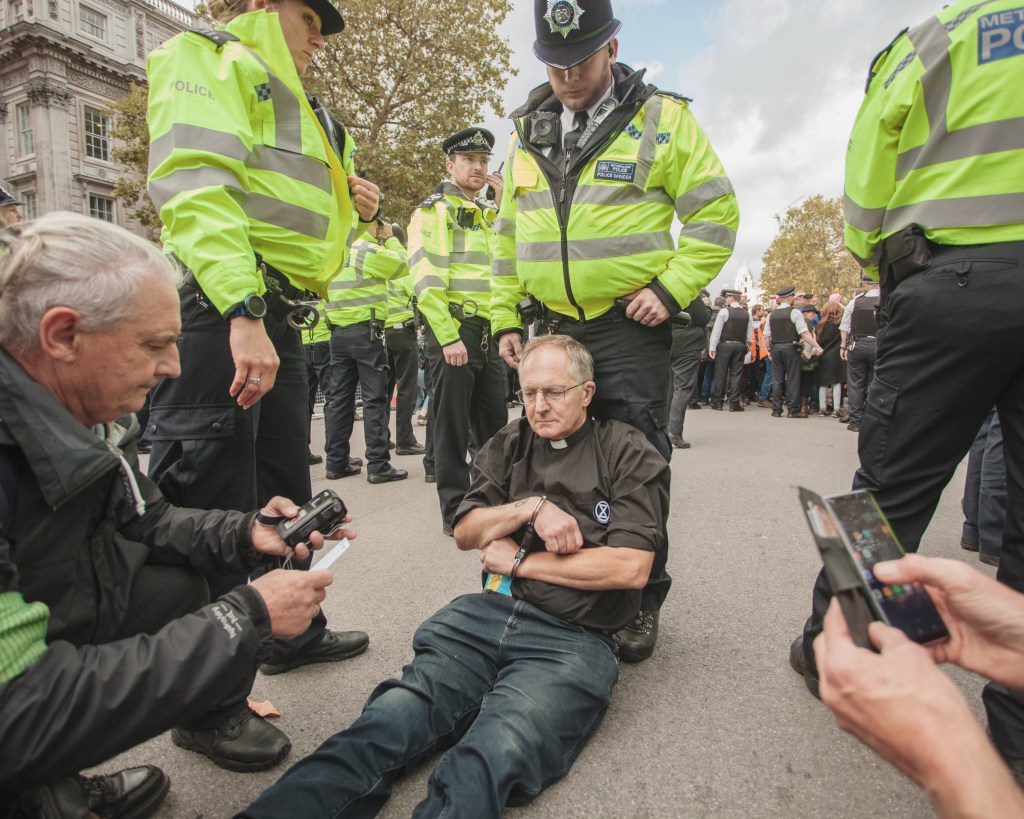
[171,709,291,773]
[615,610,659,663]
[260,629,370,676]
[367,465,408,484]
[76,765,170,819]
[788,635,821,699]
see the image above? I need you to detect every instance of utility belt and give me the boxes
[385,318,418,334]
[448,300,491,352]
[845,334,876,352]
[540,298,632,333]
[325,307,386,341]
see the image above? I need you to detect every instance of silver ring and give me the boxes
[247,377,261,385]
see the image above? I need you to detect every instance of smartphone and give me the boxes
[802,488,949,645]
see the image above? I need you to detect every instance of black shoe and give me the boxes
[388,441,396,450]
[424,472,437,483]
[789,635,821,699]
[171,710,291,773]
[710,403,724,411]
[980,552,1001,567]
[348,457,364,467]
[260,629,370,676]
[326,464,361,479]
[788,411,809,418]
[729,404,744,412]
[367,465,408,484]
[615,610,658,662]
[77,766,169,819]
[847,422,860,432]
[771,411,783,417]
[307,452,323,465]
[396,442,426,455]
[961,536,980,552]
[669,434,691,449]
[687,401,702,410]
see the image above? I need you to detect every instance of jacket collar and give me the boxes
[0,348,121,509]
[226,10,305,100]
[510,62,651,120]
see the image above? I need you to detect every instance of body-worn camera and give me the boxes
[516,296,541,325]
[527,112,559,148]
[277,490,348,548]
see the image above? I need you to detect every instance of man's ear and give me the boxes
[582,381,596,407]
[37,307,84,363]
[608,38,618,61]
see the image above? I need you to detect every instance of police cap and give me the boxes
[776,285,796,298]
[0,186,23,207]
[442,127,495,156]
[799,303,818,314]
[721,288,742,299]
[533,0,622,70]
[305,0,344,35]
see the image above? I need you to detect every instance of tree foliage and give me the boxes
[307,0,515,223]
[107,82,160,239]
[760,195,862,301]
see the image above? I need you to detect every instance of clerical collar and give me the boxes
[546,416,592,450]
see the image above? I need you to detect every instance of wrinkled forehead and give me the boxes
[519,346,573,384]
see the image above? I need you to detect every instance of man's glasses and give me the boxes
[516,383,584,404]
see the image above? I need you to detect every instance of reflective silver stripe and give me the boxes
[149,167,244,210]
[326,294,386,309]
[633,95,664,190]
[493,258,517,277]
[517,231,674,262]
[149,124,249,172]
[247,193,328,239]
[882,193,1024,234]
[452,230,466,254]
[415,275,447,294]
[679,222,736,250]
[493,217,517,237]
[328,278,370,291]
[852,246,882,269]
[448,278,491,293]
[516,190,555,213]
[675,177,734,220]
[410,248,449,270]
[898,119,1024,180]
[573,184,673,209]
[450,251,491,266]
[906,16,953,174]
[844,193,887,234]
[250,146,331,192]
[244,48,303,153]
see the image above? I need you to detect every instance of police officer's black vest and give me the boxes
[722,305,749,343]
[851,294,880,336]
[769,307,798,343]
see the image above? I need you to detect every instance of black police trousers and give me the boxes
[801,240,1024,758]
[148,281,326,657]
[845,337,877,426]
[385,324,420,450]
[542,309,673,611]
[425,318,506,528]
[771,344,801,414]
[714,339,746,407]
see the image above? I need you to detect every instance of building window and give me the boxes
[84,107,111,161]
[88,194,114,222]
[10,0,24,22]
[21,192,37,221]
[79,5,106,38]
[16,103,33,157]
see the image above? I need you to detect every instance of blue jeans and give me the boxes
[240,594,619,819]
[759,361,773,400]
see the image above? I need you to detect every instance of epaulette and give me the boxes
[657,90,693,105]
[418,193,445,210]
[865,27,909,92]
[189,28,240,48]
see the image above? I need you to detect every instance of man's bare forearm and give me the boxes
[515,546,654,591]
[454,499,539,551]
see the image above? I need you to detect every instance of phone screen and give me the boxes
[827,492,948,644]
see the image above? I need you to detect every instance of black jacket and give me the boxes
[0,349,274,787]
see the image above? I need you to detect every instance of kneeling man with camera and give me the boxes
[0,214,351,818]
[241,334,669,817]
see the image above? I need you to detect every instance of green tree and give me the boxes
[760,195,862,301]
[107,82,160,239]
[308,0,515,223]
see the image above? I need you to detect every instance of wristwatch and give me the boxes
[226,294,268,321]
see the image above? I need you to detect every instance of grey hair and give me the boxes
[518,334,594,384]
[0,212,180,353]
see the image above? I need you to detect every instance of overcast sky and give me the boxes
[482,0,941,293]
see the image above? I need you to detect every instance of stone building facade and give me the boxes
[0,0,198,233]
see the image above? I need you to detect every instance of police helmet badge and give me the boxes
[544,0,585,39]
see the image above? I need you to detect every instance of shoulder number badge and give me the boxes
[544,0,585,39]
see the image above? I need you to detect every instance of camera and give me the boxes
[277,489,348,548]
[528,112,559,148]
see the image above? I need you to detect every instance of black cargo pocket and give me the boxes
[643,399,669,431]
[146,404,235,441]
[861,376,899,482]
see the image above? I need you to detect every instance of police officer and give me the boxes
[323,219,409,483]
[666,295,712,449]
[145,0,372,768]
[383,224,425,456]
[0,186,24,226]
[763,286,822,418]
[839,275,880,432]
[792,3,1024,781]
[709,288,751,411]
[491,0,739,661]
[409,127,507,535]
[302,299,332,465]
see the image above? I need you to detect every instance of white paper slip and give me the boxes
[313,537,350,570]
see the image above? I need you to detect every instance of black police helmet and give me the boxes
[533,0,622,70]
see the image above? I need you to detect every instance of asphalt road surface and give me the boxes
[104,400,989,818]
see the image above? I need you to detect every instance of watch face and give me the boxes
[245,294,268,319]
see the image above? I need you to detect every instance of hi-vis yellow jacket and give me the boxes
[147,10,360,314]
[301,301,331,344]
[490,65,738,336]
[845,0,1024,277]
[385,272,415,329]
[324,236,408,328]
[409,182,497,347]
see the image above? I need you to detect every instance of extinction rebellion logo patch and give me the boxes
[594,500,611,525]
